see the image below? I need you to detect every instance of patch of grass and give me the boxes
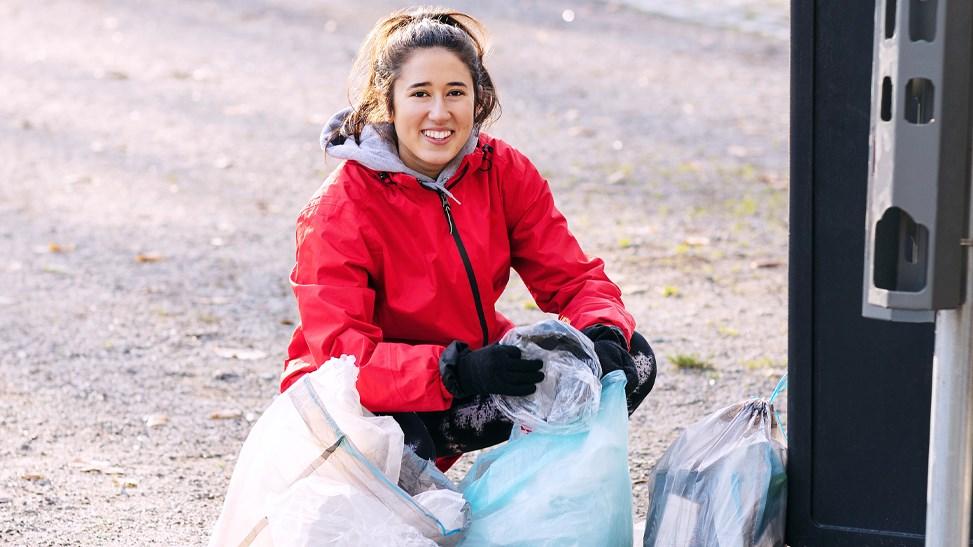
[735,163,758,181]
[689,205,708,219]
[618,237,633,249]
[728,195,759,217]
[669,353,713,371]
[676,161,702,174]
[660,285,680,298]
[744,357,780,370]
[716,324,739,337]
[522,299,539,311]
[198,313,220,325]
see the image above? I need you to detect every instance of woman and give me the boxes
[281,7,656,470]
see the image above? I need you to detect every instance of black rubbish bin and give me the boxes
[788,0,941,545]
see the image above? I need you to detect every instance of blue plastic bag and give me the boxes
[459,371,633,546]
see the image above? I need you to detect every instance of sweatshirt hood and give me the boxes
[320,107,478,201]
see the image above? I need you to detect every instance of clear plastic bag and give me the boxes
[208,355,469,547]
[642,399,787,547]
[492,320,602,434]
[460,371,633,546]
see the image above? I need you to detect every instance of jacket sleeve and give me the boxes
[504,150,636,345]
[280,194,455,413]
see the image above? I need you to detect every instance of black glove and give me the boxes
[583,325,638,395]
[445,343,544,398]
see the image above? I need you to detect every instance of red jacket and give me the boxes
[281,134,635,412]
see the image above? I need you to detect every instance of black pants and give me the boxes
[388,332,657,461]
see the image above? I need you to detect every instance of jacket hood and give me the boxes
[320,107,479,199]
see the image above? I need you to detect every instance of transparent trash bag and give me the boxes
[208,356,469,547]
[460,371,633,546]
[492,320,602,433]
[642,399,787,547]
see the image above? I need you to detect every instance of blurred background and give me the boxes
[0,0,788,543]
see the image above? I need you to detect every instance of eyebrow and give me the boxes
[407,81,469,89]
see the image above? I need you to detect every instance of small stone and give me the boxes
[211,370,240,382]
[213,347,266,361]
[607,171,626,184]
[144,414,169,428]
[258,372,277,382]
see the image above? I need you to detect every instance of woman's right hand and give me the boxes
[456,344,544,397]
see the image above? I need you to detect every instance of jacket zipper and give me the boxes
[436,187,490,348]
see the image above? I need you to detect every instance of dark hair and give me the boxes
[337,7,500,144]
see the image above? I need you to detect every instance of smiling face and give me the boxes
[391,47,475,180]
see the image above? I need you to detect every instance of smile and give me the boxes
[421,129,454,141]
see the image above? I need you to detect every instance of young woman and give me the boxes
[281,7,656,470]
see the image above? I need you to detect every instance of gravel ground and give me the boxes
[0,1,788,544]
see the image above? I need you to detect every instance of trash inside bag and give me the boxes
[492,320,602,433]
[208,355,469,547]
[642,399,787,547]
[266,477,438,547]
[460,371,633,546]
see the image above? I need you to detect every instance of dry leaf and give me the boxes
[144,414,169,428]
[41,264,71,276]
[21,472,45,481]
[113,477,139,488]
[209,409,243,420]
[213,347,267,360]
[750,260,784,269]
[135,253,163,263]
[684,236,711,247]
[43,242,74,254]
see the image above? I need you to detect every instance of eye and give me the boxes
[411,90,430,98]
[447,89,467,96]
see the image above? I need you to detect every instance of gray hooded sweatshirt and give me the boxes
[320,107,478,203]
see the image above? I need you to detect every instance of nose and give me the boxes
[428,95,450,122]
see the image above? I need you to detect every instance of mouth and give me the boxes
[421,129,454,144]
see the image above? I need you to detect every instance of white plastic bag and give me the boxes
[208,356,468,546]
[265,477,437,546]
[492,320,602,433]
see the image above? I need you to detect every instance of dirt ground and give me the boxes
[0,0,789,544]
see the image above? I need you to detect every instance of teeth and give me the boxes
[423,130,451,139]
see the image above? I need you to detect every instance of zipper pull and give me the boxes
[438,191,454,235]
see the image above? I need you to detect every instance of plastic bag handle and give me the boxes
[768,373,788,442]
